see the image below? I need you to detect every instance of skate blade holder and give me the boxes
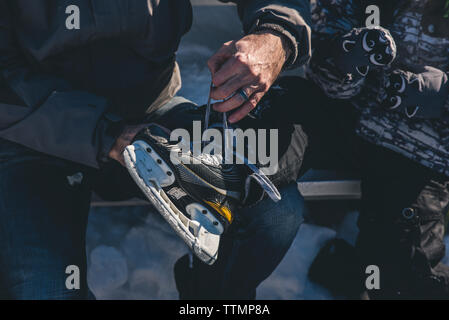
[124,141,223,264]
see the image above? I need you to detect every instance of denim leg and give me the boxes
[220,183,305,298]
[175,183,305,299]
[0,159,91,299]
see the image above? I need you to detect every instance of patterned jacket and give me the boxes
[307,0,449,177]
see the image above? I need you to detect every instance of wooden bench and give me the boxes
[91,170,361,207]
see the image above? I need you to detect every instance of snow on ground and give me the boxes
[87,207,189,299]
[85,204,449,300]
[87,205,341,300]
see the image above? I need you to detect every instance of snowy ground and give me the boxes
[85,1,449,300]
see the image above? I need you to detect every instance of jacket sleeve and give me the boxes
[0,0,123,168]
[219,0,312,68]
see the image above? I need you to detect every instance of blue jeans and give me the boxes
[0,97,305,299]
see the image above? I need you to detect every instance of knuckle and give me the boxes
[259,82,268,92]
[249,99,258,109]
[212,91,223,100]
[215,88,227,100]
[221,88,233,99]
[234,54,246,65]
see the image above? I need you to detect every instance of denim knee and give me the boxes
[236,182,305,236]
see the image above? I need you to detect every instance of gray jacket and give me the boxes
[0,0,311,168]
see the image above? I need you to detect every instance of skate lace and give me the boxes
[201,82,282,202]
[204,82,229,137]
[203,82,232,165]
[177,139,224,168]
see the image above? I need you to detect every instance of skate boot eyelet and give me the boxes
[213,221,219,226]
[157,159,162,164]
[146,148,152,153]
[202,210,208,215]
[167,171,172,176]
[402,207,416,220]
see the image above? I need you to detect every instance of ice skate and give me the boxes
[124,123,248,265]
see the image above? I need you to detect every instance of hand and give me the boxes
[331,26,396,78]
[207,30,290,123]
[379,67,449,119]
[108,124,148,166]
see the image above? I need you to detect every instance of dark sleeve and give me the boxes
[0,0,123,168]
[219,0,312,68]
[405,65,449,119]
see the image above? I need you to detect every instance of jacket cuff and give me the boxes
[250,21,298,69]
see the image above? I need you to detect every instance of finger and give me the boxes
[213,52,252,88]
[211,72,256,100]
[213,89,248,113]
[208,54,229,77]
[211,56,243,88]
[109,145,125,166]
[228,91,265,123]
[207,41,234,76]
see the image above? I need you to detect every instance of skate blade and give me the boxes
[124,140,223,265]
